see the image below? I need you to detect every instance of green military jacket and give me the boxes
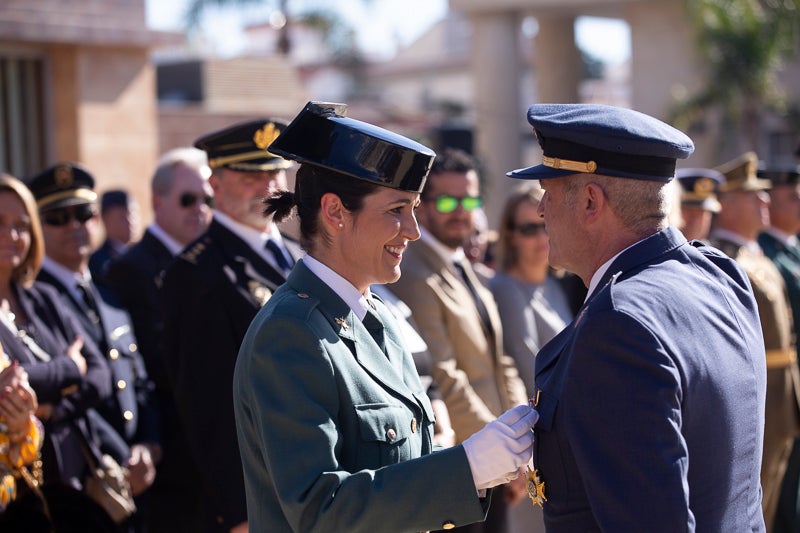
[233,260,488,532]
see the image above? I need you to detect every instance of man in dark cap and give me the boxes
[160,119,301,532]
[708,152,800,532]
[508,104,767,531]
[27,162,159,527]
[89,189,140,287]
[756,165,800,533]
[674,167,725,241]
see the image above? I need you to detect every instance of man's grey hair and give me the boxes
[563,173,670,235]
[151,147,210,196]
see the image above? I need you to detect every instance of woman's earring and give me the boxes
[338,222,344,228]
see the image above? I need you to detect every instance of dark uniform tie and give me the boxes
[265,239,294,274]
[76,279,101,324]
[363,309,387,356]
[453,259,493,338]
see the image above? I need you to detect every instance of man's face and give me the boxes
[769,184,800,234]
[154,163,213,246]
[102,203,140,245]
[680,205,713,241]
[40,202,99,271]
[537,176,582,272]
[210,168,287,231]
[417,170,480,249]
[718,190,770,239]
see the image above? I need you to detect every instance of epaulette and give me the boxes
[180,239,209,265]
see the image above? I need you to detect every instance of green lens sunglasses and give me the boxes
[433,195,483,214]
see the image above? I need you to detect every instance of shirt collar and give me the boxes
[302,254,374,320]
[584,239,642,302]
[148,223,185,256]
[42,257,88,301]
[764,226,798,247]
[711,228,763,255]
[419,226,466,266]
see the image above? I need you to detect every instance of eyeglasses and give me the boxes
[513,222,547,236]
[179,192,214,209]
[432,195,482,214]
[41,204,97,227]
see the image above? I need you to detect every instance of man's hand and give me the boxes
[126,443,156,496]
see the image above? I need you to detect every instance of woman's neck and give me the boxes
[507,261,548,285]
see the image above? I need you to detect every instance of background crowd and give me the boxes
[0,106,798,533]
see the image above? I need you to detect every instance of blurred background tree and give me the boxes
[671,0,800,157]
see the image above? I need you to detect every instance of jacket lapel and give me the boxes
[286,263,417,405]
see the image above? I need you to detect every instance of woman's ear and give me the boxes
[320,192,345,231]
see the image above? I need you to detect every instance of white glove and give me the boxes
[462,404,539,490]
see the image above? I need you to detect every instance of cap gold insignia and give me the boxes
[335,317,348,330]
[54,165,74,188]
[526,468,547,508]
[253,123,280,151]
[694,177,714,195]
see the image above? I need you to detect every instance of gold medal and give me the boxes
[526,466,547,508]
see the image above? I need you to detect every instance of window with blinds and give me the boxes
[0,56,46,179]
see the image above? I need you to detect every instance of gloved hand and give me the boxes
[462,404,539,490]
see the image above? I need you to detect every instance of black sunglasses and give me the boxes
[179,192,213,209]
[41,204,97,227]
[514,222,547,236]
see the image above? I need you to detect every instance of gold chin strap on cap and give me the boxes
[542,156,597,174]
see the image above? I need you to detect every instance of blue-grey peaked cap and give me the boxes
[507,103,695,182]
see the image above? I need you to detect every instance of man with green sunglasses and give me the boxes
[390,147,528,533]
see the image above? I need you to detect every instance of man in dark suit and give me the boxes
[709,152,800,532]
[26,162,159,525]
[507,104,767,531]
[105,147,213,531]
[160,119,299,532]
[89,189,139,288]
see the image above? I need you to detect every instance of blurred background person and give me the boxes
[390,147,528,533]
[465,206,497,282]
[105,147,213,531]
[28,163,158,529]
[0,173,120,528]
[674,167,725,241]
[89,189,140,288]
[490,184,573,397]
[161,119,298,532]
[0,346,42,515]
[709,152,800,532]
[758,165,800,533]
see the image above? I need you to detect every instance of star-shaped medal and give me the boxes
[527,467,547,508]
[335,317,348,330]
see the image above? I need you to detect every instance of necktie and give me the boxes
[76,279,101,324]
[362,308,387,356]
[453,259,493,338]
[265,239,294,274]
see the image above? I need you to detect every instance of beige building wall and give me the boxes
[0,0,180,231]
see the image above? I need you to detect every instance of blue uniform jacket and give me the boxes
[533,226,767,532]
[233,260,488,532]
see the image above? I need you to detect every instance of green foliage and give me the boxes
[671,0,800,154]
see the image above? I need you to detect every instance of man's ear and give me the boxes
[584,182,606,221]
[320,192,345,230]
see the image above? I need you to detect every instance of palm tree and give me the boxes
[671,0,800,157]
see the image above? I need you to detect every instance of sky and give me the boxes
[145,0,631,64]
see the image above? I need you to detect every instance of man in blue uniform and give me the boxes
[27,162,159,526]
[508,104,767,532]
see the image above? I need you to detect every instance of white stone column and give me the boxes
[533,13,581,104]
[471,11,522,226]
